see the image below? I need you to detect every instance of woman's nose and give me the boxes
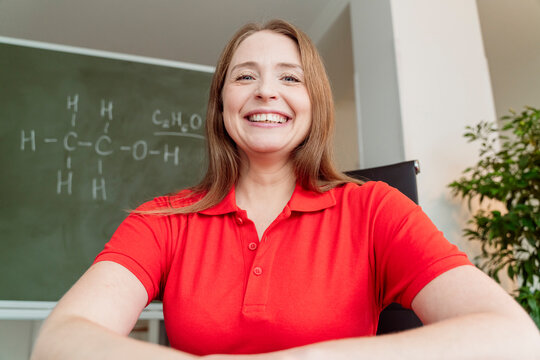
[255,78,278,101]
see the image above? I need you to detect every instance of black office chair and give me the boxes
[346,160,423,334]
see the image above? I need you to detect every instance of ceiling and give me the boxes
[0,0,347,66]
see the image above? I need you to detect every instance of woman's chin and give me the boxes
[242,143,293,158]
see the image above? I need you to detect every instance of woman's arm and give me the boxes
[31,261,196,360]
[206,265,540,360]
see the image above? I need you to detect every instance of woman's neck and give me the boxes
[234,153,297,235]
[236,159,296,206]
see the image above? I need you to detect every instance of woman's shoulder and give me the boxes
[332,180,414,210]
[133,189,205,212]
[335,180,397,198]
[168,188,205,208]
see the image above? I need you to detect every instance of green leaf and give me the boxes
[507,265,515,279]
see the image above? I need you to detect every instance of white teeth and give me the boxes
[248,113,288,123]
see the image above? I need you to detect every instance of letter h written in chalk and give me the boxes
[57,170,73,195]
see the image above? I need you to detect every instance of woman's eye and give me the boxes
[236,74,254,81]
[282,75,300,83]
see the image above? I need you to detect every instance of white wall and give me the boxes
[317,5,359,172]
[0,320,38,360]
[388,0,497,258]
[349,0,405,168]
[476,0,540,119]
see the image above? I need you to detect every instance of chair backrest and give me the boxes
[345,160,423,334]
[345,160,420,204]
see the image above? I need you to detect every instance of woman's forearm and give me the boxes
[288,313,539,360]
[205,312,539,360]
[204,314,540,360]
[31,315,196,360]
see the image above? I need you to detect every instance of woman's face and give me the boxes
[221,30,312,162]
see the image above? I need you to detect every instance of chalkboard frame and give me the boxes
[0,36,215,74]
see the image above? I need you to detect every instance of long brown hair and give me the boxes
[158,19,361,214]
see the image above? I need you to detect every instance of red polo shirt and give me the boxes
[94,181,471,355]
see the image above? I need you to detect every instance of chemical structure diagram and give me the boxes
[20,94,205,201]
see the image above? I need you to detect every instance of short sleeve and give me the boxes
[366,182,472,309]
[93,197,172,305]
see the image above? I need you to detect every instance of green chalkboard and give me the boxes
[0,38,213,301]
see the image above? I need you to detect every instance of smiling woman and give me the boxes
[221,30,312,171]
[31,19,540,360]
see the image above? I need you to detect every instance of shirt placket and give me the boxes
[236,206,291,319]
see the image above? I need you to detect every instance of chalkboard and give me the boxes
[0,37,214,301]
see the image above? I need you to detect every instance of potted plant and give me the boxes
[449,106,539,328]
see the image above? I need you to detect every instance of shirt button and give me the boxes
[236,217,243,225]
[248,242,257,251]
[253,267,263,276]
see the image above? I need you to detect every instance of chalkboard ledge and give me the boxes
[0,300,163,320]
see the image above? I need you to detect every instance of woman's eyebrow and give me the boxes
[229,61,257,74]
[229,61,303,74]
[276,62,304,72]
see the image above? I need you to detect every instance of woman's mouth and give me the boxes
[246,113,289,124]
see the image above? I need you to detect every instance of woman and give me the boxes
[32,20,539,359]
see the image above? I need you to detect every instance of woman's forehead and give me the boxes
[229,30,301,69]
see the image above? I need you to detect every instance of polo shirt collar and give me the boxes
[199,183,336,215]
[288,183,336,212]
[198,187,238,215]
